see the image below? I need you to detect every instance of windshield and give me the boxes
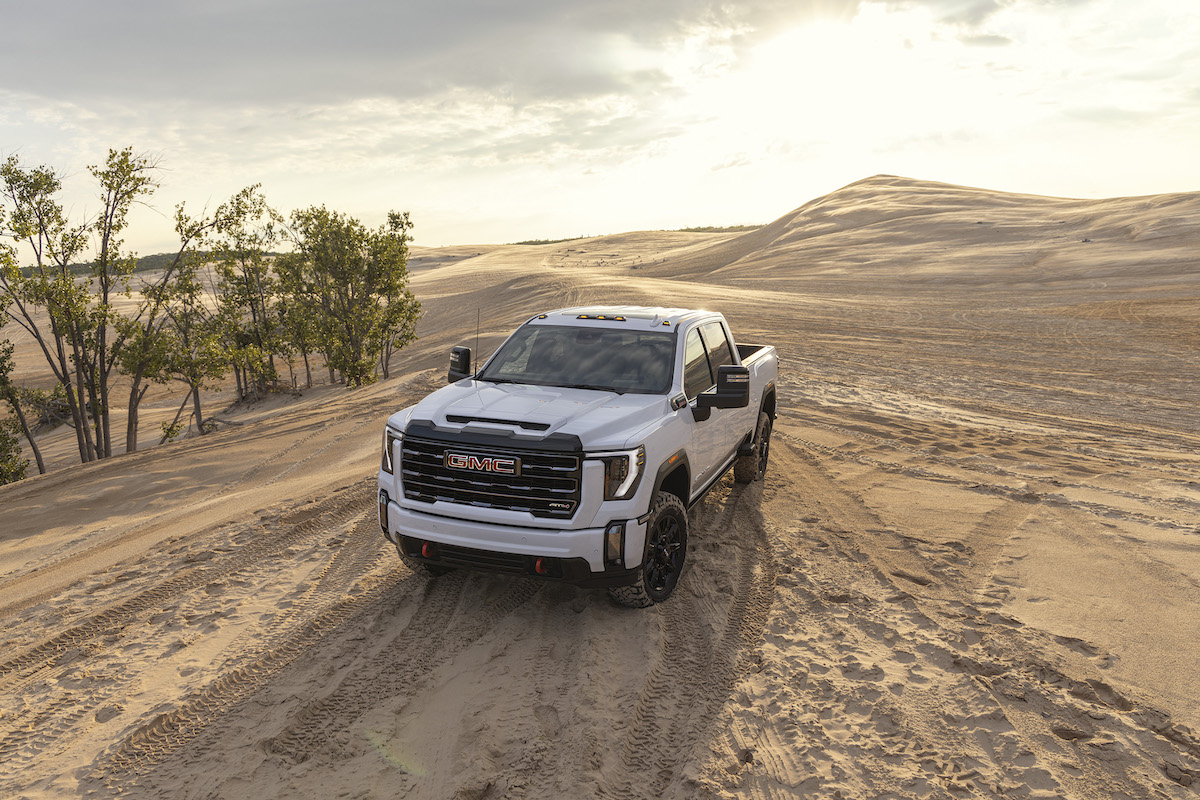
[478,324,675,394]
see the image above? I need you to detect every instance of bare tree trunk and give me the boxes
[10,398,45,475]
[125,372,149,453]
[98,376,112,458]
[191,385,206,435]
[380,340,392,380]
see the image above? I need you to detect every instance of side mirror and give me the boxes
[448,346,472,383]
[696,365,750,411]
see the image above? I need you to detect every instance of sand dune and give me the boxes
[2,176,1199,798]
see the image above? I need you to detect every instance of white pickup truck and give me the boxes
[378,305,777,606]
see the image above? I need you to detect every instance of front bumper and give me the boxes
[380,493,645,588]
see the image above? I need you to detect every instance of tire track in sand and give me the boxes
[0,483,383,790]
[260,574,543,766]
[598,479,775,798]
[92,565,418,785]
[0,481,372,689]
[0,393,389,618]
[102,570,544,796]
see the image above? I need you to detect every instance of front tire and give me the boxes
[609,491,688,608]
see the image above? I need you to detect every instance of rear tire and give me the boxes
[734,411,772,483]
[609,491,688,608]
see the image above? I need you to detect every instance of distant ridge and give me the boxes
[640,175,1200,283]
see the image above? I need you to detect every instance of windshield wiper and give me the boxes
[561,383,624,395]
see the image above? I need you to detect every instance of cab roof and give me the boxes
[527,305,717,330]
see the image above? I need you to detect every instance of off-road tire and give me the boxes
[609,491,688,608]
[733,411,772,483]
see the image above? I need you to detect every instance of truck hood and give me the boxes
[398,380,668,450]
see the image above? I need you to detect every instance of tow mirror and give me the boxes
[696,365,750,411]
[448,346,472,383]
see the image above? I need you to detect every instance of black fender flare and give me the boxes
[644,449,690,520]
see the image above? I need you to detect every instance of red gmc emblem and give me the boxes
[444,452,521,476]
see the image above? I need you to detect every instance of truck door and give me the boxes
[683,322,743,499]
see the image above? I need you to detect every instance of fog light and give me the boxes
[378,490,389,535]
[604,522,626,566]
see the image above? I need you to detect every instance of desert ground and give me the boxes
[2,175,1199,799]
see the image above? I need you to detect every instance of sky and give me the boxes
[1,0,1198,255]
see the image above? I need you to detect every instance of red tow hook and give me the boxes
[534,557,548,575]
[421,541,435,558]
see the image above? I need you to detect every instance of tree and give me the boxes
[209,186,283,398]
[157,256,227,436]
[278,208,420,387]
[117,200,230,452]
[0,148,158,462]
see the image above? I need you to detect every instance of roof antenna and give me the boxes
[474,308,481,379]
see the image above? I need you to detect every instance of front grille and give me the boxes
[401,436,581,518]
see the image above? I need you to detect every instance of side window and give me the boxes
[683,328,713,399]
[700,321,735,371]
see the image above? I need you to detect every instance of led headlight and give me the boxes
[596,445,645,501]
[381,428,403,474]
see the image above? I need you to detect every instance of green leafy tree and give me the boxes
[276,269,319,389]
[117,202,227,452]
[157,258,227,436]
[209,186,284,398]
[278,208,420,387]
[1,148,158,461]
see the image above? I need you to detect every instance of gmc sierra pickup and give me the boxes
[378,305,777,606]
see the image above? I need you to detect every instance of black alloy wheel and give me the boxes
[608,491,688,607]
[643,500,686,601]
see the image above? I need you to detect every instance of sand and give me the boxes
[1,175,1198,799]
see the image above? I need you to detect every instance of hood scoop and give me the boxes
[445,414,551,432]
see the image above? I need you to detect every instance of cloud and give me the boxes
[923,0,1005,26]
[0,0,859,108]
[1063,105,1159,125]
[959,33,1012,46]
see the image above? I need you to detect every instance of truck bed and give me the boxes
[737,343,772,364]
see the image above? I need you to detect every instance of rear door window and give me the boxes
[699,321,735,371]
[683,328,713,399]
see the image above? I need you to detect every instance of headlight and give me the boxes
[382,428,403,474]
[595,445,645,501]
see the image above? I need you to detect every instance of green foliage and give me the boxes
[159,418,185,443]
[278,207,421,387]
[1,148,160,461]
[672,225,762,233]
[0,331,28,485]
[158,257,228,393]
[4,147,425,463]
[0,416,26,485]
[209,185,285,393]
[510,236,587,246]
